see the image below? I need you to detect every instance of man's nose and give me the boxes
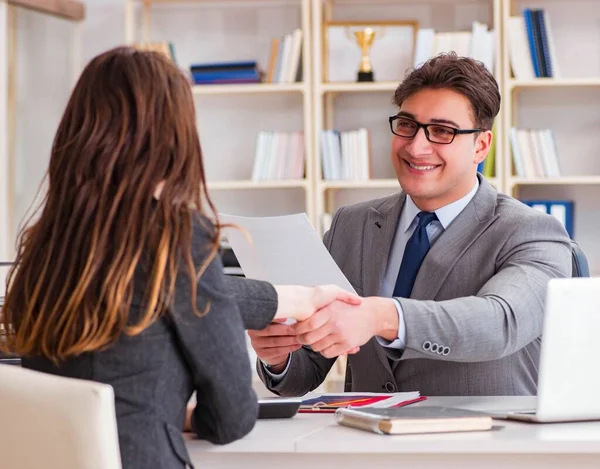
[406,127,432,154]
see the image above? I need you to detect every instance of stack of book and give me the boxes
[250,131,305,181]
[413,21,495,73]
[320,129,371,181]
[507,9,559,79]
[509,128,561,178]
[264,28,303,84]
[190,60,261,85]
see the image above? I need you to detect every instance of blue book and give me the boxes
[523,9,542,78]
[192,69,259,81]
[531,10,548,77]
[521,200,574,238]
[190,60,257,71]
[535,9,553,78]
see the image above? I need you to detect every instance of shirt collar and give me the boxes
[401,178,480,232]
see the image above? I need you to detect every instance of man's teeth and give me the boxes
[409,162,436,170]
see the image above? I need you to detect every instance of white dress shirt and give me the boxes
[264,178,480,379]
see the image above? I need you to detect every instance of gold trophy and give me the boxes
[348,27,378,82]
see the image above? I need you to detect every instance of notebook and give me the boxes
[334,406,493,435]
[299,392,425,413]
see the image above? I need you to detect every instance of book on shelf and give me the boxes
[335,406,493,435]
[320,129,371,181]
[509,128,561,179]
[251,131,305,181]
[189,60,261,85]
[413,21,495,73]
[507,9,560,79]
[521,200,574,239]
[265,28,303,84]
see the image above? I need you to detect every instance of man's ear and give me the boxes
[473,130,493,165]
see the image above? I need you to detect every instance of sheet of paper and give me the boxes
[218,213,355,294]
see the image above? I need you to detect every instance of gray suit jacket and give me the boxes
[258,175,572,396]
[23,216,278,469]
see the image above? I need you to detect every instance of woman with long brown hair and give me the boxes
[1,46,359,469]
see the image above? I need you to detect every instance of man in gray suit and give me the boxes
[250,53,572,396]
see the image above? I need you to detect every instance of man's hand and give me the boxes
[248,320,301,372]
[292,297,399,358]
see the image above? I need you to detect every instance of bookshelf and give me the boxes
[501,0,600,273]
[308,0,504,389]
[124,0,316,224]
[0,0,85,266]
[311,0,504,235]
[122,0,600,392]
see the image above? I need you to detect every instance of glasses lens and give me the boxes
[427,125,455,144]
[393,118,417,137]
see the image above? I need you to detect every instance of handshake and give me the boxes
[249,285,392,374]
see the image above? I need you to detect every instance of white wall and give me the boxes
[0,1,10,275]
[13,10,76,236]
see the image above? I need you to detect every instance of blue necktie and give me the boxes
[393,211,438,298]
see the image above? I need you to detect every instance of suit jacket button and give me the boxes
[384,382,396,393]
[442,346,450,356]
[422,340,432,351]
[431,343,439,353]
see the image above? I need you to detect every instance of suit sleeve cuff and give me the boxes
[376,298,406,350]
[261,355,292,383]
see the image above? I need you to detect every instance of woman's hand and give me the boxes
[273,285,362,322]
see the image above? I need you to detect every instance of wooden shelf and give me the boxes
[330,0,482,3]
[508,176,600,186]
[509,78,600,89]
[148,0,295,3]
[207,180,309,190]
[320,81,399,94]
[192,83,306,96]
[8,0,85,21]
[320,179,400,190]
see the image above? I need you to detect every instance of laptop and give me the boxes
[499,277,600,423]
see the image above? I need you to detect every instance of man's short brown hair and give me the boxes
[393,52,501,130]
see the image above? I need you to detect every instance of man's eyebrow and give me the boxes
[396,112,461,129]
[396,111,415,119]
[429,118,461,128]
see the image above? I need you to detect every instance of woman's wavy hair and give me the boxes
[1,46,218,362]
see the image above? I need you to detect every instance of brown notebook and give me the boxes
[334,406,493,435]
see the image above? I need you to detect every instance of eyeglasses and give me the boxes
[389,116,485,145]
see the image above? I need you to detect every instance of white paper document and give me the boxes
[218,213,355,293]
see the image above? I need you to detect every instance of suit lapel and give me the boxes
[411,176,499,300]
[359,193,405,381]
[362,193,406,297]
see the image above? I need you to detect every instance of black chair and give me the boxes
[570,240,590,278]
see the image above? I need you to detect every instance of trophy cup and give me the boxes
[348,27,378,82]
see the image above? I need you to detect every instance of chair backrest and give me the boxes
[570,240,590,278]
[0,365,122,469]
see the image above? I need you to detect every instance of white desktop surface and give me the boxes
[185,397,600,469]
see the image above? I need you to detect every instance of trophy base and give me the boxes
[357,71,374,82]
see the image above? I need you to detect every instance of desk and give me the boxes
[186,396,600,469]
